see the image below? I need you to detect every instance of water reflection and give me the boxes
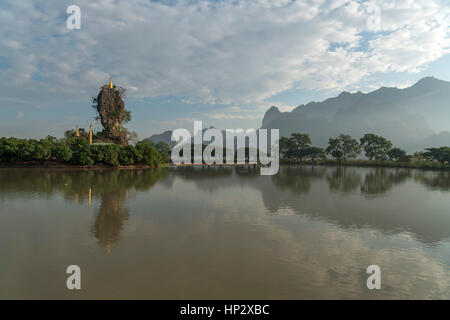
[326,167,361,194]
[171,165,450,244]
[0,166,449,299]
[360,168,410,197]
[0,168,167,251]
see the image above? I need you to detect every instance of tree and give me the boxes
[52,142,72,162]
[424,147,450,167]
[119,145,141,165]
[279,133,312,162]
[301,146,325,165]
[102,145,120,166]
[291,133,312,163]
[291,133,311,149]
[326,134,361,162]
[136,141,163,167]
[0,137,20,162]
[360,133,392,161]
[154,141,172,163]
[387,147,409,162]
[68,137,94,166]
[279,136,296,159]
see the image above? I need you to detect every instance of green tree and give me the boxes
[102,145,120,166]
[388,147,408,162]
[326,134,361,162]
[154,141,172,163]
[301,146,325,164]
[291,133,312,163]
[52,142,72,163]
[279,136,296,159]
[119,145,141,165]
[424,147,450,167]
[0,137,20,162]
[360,133,392,161]
[68,137,94,166]
[136,141,163,167]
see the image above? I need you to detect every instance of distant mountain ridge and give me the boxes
[146,77,450,153]
[262,77,450,152]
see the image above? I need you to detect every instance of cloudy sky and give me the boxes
[1,0,450,139]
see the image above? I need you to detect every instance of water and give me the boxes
[0,166,449,299]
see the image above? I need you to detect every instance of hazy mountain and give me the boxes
[144,130,175,147]
[147,77,450,153]
[262,77,450,152]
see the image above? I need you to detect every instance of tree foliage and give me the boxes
[387,147,410,162]
[326,134,361,161]
[360,133,392,161]
[0,137,166,167]
[424,147,450,167]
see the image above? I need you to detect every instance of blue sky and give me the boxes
[1,0,450,139]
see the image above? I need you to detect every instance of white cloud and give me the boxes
[0,0,449,109]
[206,113,262,120]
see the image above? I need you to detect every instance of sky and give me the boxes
[1,0,450,139]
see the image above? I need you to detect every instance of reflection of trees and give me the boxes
[360,168,410,197]
[326,167,361,194]
[174,166,238,193]
[414,171,450,191]
[0,168,167,251]
[174,166,233,180]
[272,166,326,194]
[260,166,450,244]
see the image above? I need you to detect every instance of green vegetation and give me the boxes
[325,134,361,161]
[280,133,325,164]
[0,136,166,167]
[360,133,392,161]
[280,132,450,169]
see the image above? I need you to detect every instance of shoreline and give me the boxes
[0,161,164,170]
[279,159,449,170]
[0,160,448,171]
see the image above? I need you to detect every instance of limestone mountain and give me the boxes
[262,77,450,152]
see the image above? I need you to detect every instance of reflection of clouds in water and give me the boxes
[136,181,450,298]
[172,166,450,244]
[1,167,449,298]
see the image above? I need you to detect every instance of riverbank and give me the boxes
[280,159,448,170]
[1,159,448,171]
[0,161,165,170]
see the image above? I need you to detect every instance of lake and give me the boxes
[0,166,449,299]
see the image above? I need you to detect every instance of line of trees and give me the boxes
[0,136,170,167]
[280,132,450,167]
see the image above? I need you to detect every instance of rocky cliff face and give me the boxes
[93,85,131,146]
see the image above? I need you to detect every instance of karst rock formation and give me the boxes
[93,80,131,146]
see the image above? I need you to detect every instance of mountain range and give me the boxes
[147,77,450,153]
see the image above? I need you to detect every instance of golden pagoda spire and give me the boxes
[76,125,79,137]
[89,123,93,144]
[109,77,113,89]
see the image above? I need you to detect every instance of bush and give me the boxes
[68,137,94,166]
[52,142,72,163]
[119,145,141,165]
[136,141,163,166]
[102,145,120,166]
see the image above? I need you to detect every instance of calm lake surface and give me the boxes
[0,166,449,299]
